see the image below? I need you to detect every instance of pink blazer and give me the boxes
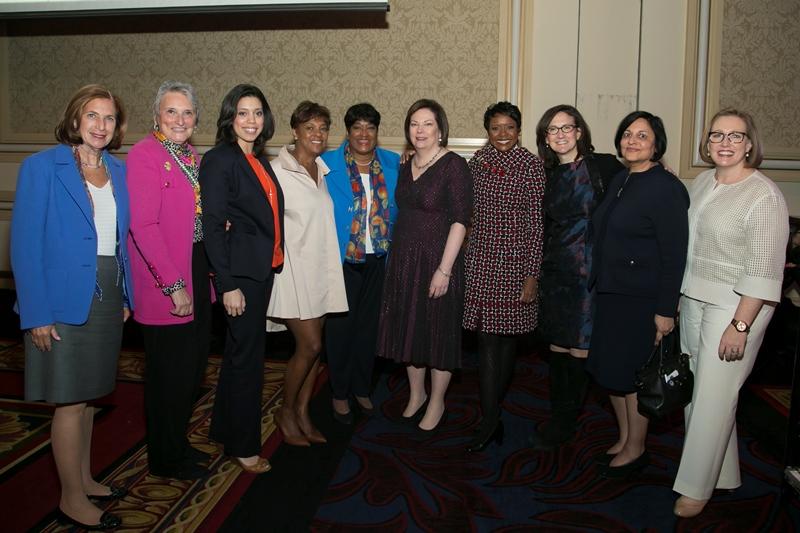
[127,134,205,325]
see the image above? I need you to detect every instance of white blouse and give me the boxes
[88,181,117,256]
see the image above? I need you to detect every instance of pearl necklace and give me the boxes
[413,147,444,170]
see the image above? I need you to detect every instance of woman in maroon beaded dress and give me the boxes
[463,101,545,452]
[377,99,473,432]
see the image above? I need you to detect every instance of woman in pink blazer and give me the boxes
[127,81,212,480]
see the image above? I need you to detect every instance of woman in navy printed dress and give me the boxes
[531,105,624,451]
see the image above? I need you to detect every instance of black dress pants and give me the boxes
[325,255,385,400]
[209,274,273,457]
[142,242,211,473]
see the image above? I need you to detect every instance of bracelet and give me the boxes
[437,267,451,278]
[162,278,186,296]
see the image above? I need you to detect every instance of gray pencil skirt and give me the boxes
[25,255,124,404]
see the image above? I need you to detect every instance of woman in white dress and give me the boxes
[268,101,348,446]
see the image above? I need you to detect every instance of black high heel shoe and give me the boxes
[465,420,504,452]
[56,509,122,531]
[416,409,446,435]
[396,398,429,426]
[600,451,649,479]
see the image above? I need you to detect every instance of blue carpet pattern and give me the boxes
[312,353,800,532]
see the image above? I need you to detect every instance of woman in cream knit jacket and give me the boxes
[673,108,789,518]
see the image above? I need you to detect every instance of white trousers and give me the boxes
[673,295,774,500]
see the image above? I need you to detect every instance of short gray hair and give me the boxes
[153,80,198,126]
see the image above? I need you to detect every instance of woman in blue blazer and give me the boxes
[10,85,133,531]
[322,103,399,423]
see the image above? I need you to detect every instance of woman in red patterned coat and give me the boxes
[463,101,546,452]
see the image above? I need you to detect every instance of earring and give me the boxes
[746,151,750,158]
[546,143,550,149]
[154,123,160,131]
[438,137,442,142]
[706,151,710,157]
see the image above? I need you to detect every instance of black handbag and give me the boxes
[634,327,694,418]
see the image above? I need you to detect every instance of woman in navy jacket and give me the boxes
[11,84,133,530]
[587,111,689,479]
[201,84,284,474]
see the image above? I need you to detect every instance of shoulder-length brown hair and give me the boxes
[700,107,763,168]
[404,98,449,148]
[55,84,127,151]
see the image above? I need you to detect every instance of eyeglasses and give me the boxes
[708,131,747,144]
[546,124,576,135]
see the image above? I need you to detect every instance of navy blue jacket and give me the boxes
[589,163,689,317]
[200,142,285,294]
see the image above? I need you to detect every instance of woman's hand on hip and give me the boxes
[169,287,193,317]
[519,276,538,304]
[718,325,747,361]
[654,314,674,345]
[223,289,246,316]
[428,270,450,299]
[30,324,60,351]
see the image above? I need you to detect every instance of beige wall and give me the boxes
[1,0,501,146]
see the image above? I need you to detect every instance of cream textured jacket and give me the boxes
[681,168,789,306]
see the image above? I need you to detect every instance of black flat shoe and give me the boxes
[600,451,649,479]
[395,398,429,426]
[185,446,212,464]
[87,485,128,501]
[593,452,616,466]
[466,420,504,453]
[333,409,354,425]
[355,398,375,416]
[57,509,121,531]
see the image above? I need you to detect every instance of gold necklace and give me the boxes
[413,147,443,170]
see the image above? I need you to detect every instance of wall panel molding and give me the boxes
[681,0,800,181]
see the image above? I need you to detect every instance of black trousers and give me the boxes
[142,242,211,472]
[209,274,273,457]
[325,255,385,400]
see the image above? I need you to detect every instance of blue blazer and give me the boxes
[322,141,400,261]
[11,144,133,329]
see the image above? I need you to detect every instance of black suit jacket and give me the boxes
[589,163,689,317]
[199,142,285,294]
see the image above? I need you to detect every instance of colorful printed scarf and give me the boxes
[344,142,390,262]
[153,130,203,242]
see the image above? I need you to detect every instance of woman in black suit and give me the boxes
[200,84,284,474]
[587,111,688,478]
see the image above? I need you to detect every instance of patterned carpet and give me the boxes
[0,339,293,533]
[312,352,800,532]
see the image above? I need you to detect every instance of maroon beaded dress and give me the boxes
[376,152,473,370]
[463,144,545,335]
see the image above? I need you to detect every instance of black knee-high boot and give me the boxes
[466,333,506,452]
[497,335,517,402]
[530,352,588,450]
